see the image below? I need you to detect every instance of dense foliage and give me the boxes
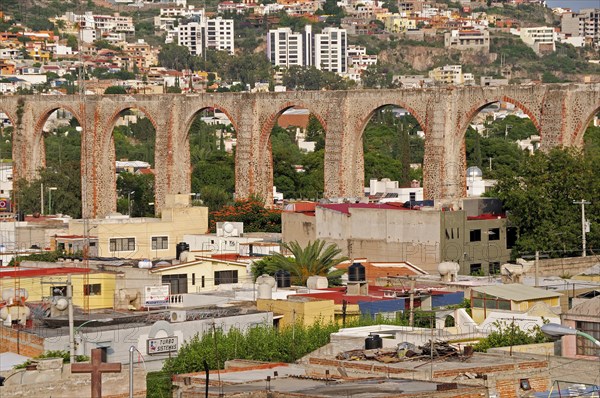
[209,196,281,233]
[14,350,89,369]
[473,320,551,352]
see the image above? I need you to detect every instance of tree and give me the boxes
[104,86,127,94]
[473,320,550,352]
[268,240,348,285]
[158,43,193,71]
[210,196,281,233]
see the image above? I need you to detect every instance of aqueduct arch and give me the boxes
[0,84,597,218]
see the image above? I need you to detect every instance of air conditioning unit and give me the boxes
[170,310,186,323]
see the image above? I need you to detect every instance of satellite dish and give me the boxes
[223,222,234,234]
[55,298,68,311]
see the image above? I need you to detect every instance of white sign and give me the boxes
[144,285,170,306]
[147,336,178,355]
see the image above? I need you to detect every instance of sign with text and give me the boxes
[144,285,169,306]
[147,336,178,355]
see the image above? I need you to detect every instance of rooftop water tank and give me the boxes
[307,275,328,290]
[138,259,153,269]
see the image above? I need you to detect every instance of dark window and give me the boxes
[89,242,96,247]
[470,263,482,275]
[489,262,501,274]
[506,227,517,249]
[152,236,168,250]
[488,228,500,241]
[84,284,101,296]
[201,275,205,288]
[192,273,195,286]
[409,192,416,202]
[51,286,67,296]
[470,229,481,242]
[109,237,135,251]
[162,274,188,294]
[214,270,238,285]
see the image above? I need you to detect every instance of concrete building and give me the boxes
[0,267,117,311]
[257,296,335,327]
[267,27,306,68]
[67,194,208,260]
[561,9,600,46]
[429,65,473,85]
[314,27,347,74]
[282,198,513,275]
[176,17,234,56]
[561,296,600,359]
[469,284,562,324]
[150,256,251,295]
[519,26,557,54]
[466,166,496,197]
[365,178,424,203]
[444,29,490,52]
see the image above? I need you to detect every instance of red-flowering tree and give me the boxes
[209,196,281,233]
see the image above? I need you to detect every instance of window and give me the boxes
[576,321,600,356]
[51,286,67,296]
[489,262,501,275]
[409,192,416,202]
[110,237,135,251]
[506,227,517,249]
[84,284,102,296]
[470,263,482,275]
[488,228,500,241]
[162,274,188,294]
[192,273,195,286]
[201,275,205,288]
[152,236,168,250]
[470,229,481,242]
[214,270,238,285]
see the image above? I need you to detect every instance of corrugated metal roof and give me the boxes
[471,284,562,302]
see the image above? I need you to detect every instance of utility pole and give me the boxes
[409,277,415,327]
[68,275,75,364]
[573,199,591,257]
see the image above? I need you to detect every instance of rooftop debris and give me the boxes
[335,340,469,364]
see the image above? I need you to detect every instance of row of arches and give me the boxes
[0,95,598,218]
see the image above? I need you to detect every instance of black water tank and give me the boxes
[274,270,291,288]
[176,242,189,260]
[348,262,366,282]
[365,334,382,350]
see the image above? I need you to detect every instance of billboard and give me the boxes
[0,199,11,212]
[144,284,170,306]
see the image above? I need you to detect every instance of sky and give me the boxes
[545,0,600,12]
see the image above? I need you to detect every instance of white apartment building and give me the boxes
[267,27,305,68]
[519,27,556,54]
[314,27,347,74]
[154,6,205,31]
[176,17,234,56]
[206,18,234,55]
[177,22,203,56]
[64,12,135,36]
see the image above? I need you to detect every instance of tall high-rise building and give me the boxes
[267,27,304,68]
[314,27,347,74]
[176,17,234,56]
[266,25,347,74]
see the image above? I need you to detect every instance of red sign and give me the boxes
[0,199,10,211]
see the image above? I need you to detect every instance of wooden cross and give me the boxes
[71,348,122,398]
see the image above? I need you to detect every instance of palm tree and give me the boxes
[269,240,348,286]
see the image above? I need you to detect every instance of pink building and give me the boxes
[561,296,600,360]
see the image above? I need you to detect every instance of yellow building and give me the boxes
[470,284,562,324]
[0,267,117,310]
[384,15,416,33]
[67,194,208,260]
[257,297,335,328]
[150,256,250,294]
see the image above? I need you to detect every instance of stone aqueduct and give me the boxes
[0,84,598,219]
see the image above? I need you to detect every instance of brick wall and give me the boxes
[0,325,45,357]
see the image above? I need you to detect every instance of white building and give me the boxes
[176,17,234,56]
[314,27,347,74]
[518,27,556,54]
[365,178,424,203]
[561,9,600,46]
[206,18,234,55]
[267,27,306,68]
[466,167,496,198]
[177,22,203,56]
